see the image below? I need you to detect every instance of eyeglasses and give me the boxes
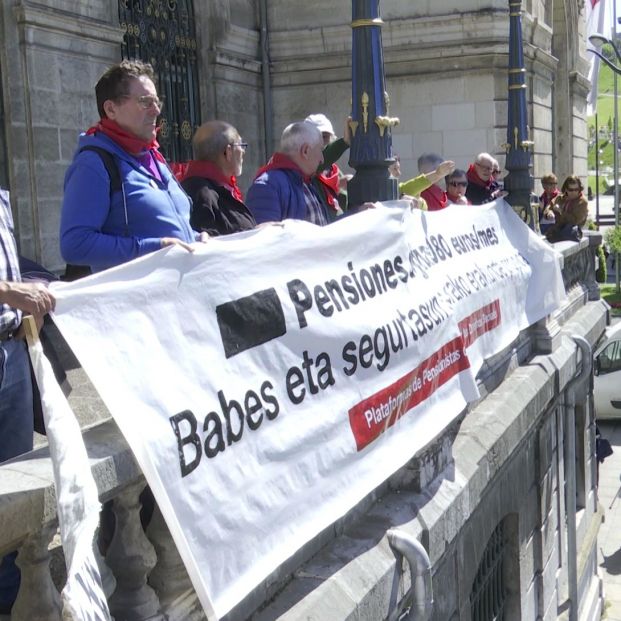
[566,186,580,192]
[542,182,557,187]
[475,163,493,172]
[120,95,164,110]
[230,142,248,151]
[449,181,467,187]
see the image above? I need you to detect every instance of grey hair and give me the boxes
[193,121,239,161]
[417,152,444,174]
[475,152,495,166]
[280,121,322,154]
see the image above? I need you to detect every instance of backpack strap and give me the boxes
[79,146,122,197]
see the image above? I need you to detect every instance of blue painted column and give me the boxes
[502,0,536,229]
[347,0,399,206]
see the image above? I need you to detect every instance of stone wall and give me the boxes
[0,0,121,271]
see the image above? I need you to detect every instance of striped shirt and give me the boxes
[0,189,21,336]
[303,183,328,226]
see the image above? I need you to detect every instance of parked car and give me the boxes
[594,321,621,419]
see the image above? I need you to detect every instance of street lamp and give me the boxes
[347,0,399,206]
[502,0,536,230]
[588,32,620,292]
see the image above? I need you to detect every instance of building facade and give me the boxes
[0,0,592,271]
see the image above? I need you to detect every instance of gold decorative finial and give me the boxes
[362,92,369,133]
[374,116,400,137]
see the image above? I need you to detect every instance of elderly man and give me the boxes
[0,189,55,614]
[61,60,204,273]
[181,121,256,236]
[466,152,504,205]
[246,121,327,225]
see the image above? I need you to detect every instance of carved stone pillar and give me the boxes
[584,230,603,301]
[12,521,61,621]
[106,485,163,621]
[146,504,192,607]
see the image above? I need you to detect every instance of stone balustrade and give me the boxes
[0,235,609,621]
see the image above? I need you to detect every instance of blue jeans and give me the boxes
[0,338,34,611]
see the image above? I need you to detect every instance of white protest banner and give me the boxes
[50,200,564,619]
[26,324,111,621]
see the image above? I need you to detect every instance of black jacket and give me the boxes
[182,176,256,236]
[465,180,499,205]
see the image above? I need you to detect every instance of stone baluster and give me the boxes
[12,521,61,621]
[105,484,163,621]
[146,504,192,607]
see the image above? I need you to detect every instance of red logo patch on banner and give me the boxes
[458,300,501,348]
[348,336,471,451]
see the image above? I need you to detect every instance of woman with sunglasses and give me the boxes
[542,175,588,243]
[445,169,470,205]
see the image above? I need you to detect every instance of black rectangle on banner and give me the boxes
[216,288,287,358]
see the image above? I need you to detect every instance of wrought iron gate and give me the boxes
[470,522,507,621]
[119,0,200,162]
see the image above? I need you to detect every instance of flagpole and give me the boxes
[595,112,600,223]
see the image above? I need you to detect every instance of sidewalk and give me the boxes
[596,421,621,619]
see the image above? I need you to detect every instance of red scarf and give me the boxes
[540,188,560,209]
[182,160,244,202]
[85,118,166,163]
[255,152,311,183]
[467,163,493,188]
[421,184,447,211]
[317,164,340,211]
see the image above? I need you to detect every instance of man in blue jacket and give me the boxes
[60,60,205,273]
[246,121,328,225]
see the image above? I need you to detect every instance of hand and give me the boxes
[0,281,55,315]
[160,237,195,253]
[404,195,423,211]
[436,161,455,177]
[492,190,509,200]
[343,116,353,146]
[198,231,209,243]
[256,221,285,229]
[339,174,353,191]
[360,201,380,211]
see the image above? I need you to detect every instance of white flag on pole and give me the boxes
[27,330,112,621]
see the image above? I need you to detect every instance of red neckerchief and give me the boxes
[467,163,493,188]
[255,152,311,183]
[421,184,447,211]
[170,162,189,181]
[317,164,340,211]
[183,160,244,202]
[540,188,560,208]
[85,118,166,163]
